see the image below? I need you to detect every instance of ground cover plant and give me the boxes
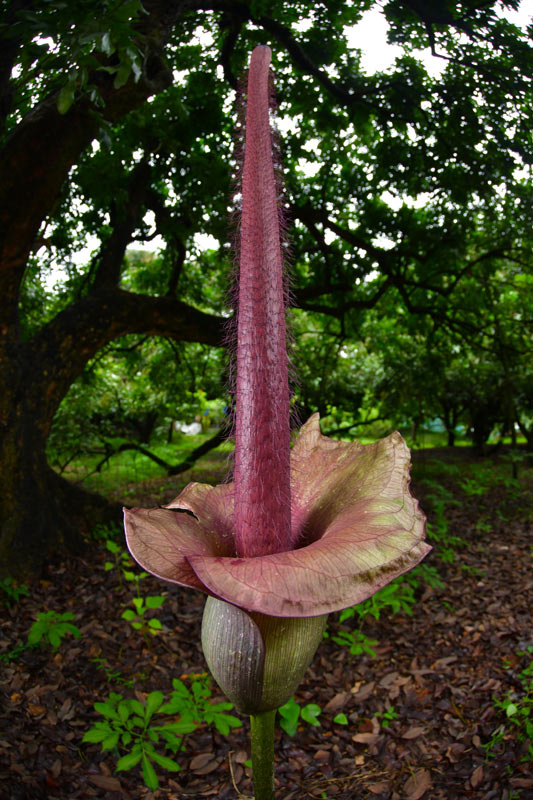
[0,445,531,799]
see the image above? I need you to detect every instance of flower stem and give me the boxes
[250,709,276,800]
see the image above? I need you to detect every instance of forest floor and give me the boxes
[0,446,532,800]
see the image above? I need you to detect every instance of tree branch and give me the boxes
[0,11,174,306]
[29,289,225,433]
[91,158,153,290]
[95,428,227,478]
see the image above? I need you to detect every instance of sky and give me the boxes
[43,1,532,286]
[346,1,531,75]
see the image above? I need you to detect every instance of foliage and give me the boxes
[27,611,81,650]
[375,706,398,729]
[278,696,322,737]
[121,594,166,637]
[483,648,533,764]
[83,674,242,790]
[330,628,378,658]
[339,578,417,623]
[0,577,30,607]
[1,0,532,578]
[278,695,350,737]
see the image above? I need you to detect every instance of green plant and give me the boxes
[277,696,322,737]
[92,522,123,542]
[375,706,398,729]
[121,595,166,640]
[91,657,145,688]
[483,648,533,763]
[83,691,195,791]
[160,673,242,736]
[460,564,486,577]
[330,629,378,658]
[458,476,488,496]
[0,641,36,664]
[83,675,242,791]
[333,712,349,725]
[105,538,133,572]
[475,516,493,534]
[27,611,81,649]
[0,577,30,607]
[405,562,444,589]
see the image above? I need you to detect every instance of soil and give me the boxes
[0,447,532,800]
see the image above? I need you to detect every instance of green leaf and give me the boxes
[82,727,111,744]
[118,702,131,723]
[122,609,136,621]
[148,618,162,630]
[141,753,159,791]
[301,704,321,727]
[94,702,120,720]
[116,749,143,771]
[333,713,348,725]
[129,699,145,717]
[100,32,115,56]
[63,623,81,638]
[101,731,120,750]
[155,719,198,735]
[149,751,181,771]
[27,623,45,645]
[114,61,131,90]
[48,629,61,648]
[213,713,242,736]
[57,81,75,114]
[145,595,166,609]
[278,697,300,737]
[145,691,164,721]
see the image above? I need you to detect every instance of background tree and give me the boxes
[1,0,531,577]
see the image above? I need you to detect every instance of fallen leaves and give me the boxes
[404,768,432,799]
[0,449,531,799]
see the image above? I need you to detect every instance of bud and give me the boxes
[201,596,327,714]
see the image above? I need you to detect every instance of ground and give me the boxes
[0,446,532,800]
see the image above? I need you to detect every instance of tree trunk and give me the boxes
[0,1,225,580]
[0,291,224,579]
[0,387,121,579]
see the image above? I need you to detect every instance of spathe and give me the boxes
[124,414,430,618]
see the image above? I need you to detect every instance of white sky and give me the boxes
[43,2,532,286]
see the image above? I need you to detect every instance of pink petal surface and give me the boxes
[123,481,235,592]
[124,415,429,617]
[189,415,428,615]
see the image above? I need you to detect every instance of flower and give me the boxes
[123,44,429,717]
[124,413,429,619]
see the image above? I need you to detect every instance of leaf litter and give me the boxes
[0,447,531,799]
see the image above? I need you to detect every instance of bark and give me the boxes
[0,292,224,578]
[0,377,122,579]
[0,0,225,577]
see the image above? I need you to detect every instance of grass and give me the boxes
[55,426,530,501]
[58,432,234,495]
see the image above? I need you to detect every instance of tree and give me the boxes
[1,0,531,576]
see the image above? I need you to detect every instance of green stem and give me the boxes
[250,709,276,800]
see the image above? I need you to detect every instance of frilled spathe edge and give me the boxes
[124,414,430,617]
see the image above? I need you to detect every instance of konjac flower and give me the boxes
[124,45,428,795]
[125,413,428,617]
[125,412,429,709]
